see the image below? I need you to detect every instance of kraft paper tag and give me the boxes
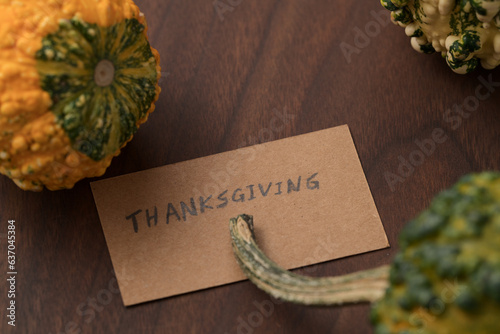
[91,125,389,306]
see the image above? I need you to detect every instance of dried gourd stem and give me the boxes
[229,214,390,306]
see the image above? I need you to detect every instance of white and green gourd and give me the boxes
[381,0,500,74]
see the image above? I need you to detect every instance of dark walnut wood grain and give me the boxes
[1,1,500,333]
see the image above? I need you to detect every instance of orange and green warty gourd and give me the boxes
[0,0,161,190]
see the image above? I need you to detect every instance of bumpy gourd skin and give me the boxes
[381,0,500,74]
[371,172,500,334]
[0,0,161,190]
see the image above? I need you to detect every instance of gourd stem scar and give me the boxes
[94,60,115,87]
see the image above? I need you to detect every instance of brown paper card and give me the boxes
[91,125,389,306]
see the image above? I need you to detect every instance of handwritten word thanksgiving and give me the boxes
[125,173,319,233]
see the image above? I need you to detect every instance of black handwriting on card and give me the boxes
[125,173,319,233]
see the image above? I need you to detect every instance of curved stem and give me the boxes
[229,214,390,306]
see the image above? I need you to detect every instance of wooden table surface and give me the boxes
[1,1,500,333]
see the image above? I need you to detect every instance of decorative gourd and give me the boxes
[381,0,500,74]
[230,172,500,333]
[0,0,161,190]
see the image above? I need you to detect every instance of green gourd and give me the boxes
[230,172,500,333]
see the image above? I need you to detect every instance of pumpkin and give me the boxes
[0,0,161,191]
[230,172,500,333]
